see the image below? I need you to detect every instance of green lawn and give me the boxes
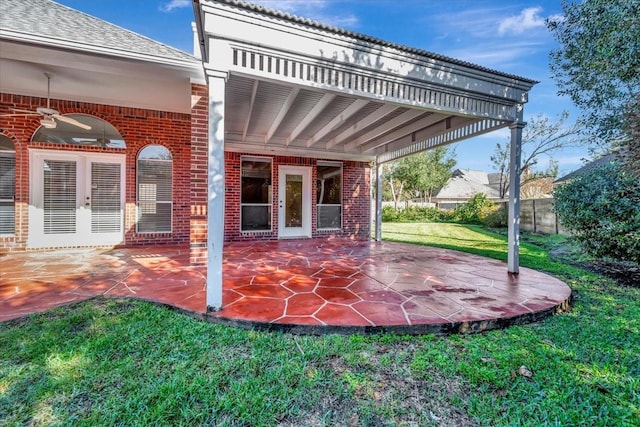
[1,223,638,426]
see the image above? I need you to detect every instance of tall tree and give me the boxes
[390,147,456,204]
[547,0,639,169]
[490,111,583,197]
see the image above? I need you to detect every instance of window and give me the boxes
[241,157,272,231]
[317,161,342,229]
[0,136,15,234]
[32,114,125,148]
[137,145,172,233]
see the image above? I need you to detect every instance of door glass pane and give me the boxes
[285,174,302,228]
[43,160,76,234]
[91,162,121,233]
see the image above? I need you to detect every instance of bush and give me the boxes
[381,205,450,222]
[554,161,640,264]
[481,203,508,228]
[452,193,494,224]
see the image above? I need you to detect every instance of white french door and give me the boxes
[28,149,125,248]
[278,165,311,238]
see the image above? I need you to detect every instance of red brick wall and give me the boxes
[0,92,194,251]
[223,152,371,242]
[189,84,209,264]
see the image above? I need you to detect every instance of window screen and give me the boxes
[241,158,272,231]
[317,162,342,229]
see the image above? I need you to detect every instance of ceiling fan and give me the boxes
[0,73,91,130]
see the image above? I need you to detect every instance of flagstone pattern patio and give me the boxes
[0,240,572,334]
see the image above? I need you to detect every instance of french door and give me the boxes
[278,165,311,238]
[28,149,125,248]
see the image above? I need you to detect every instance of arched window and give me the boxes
[0,135,16,234]
[32,114,125,148]
[137,145,172,233]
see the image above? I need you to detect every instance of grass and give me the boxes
[1,223,639,426]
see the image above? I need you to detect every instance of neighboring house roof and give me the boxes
[0,0,197,66]
[436,169,501,199]
[554,153,618,184]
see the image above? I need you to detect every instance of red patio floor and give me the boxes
[0,240,572,334]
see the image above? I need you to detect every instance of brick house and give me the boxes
[1,0,536,310]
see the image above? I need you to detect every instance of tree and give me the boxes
[490,111,582,198]
[390,147,456,205]
[547,0,640,170]
[555,160,640,264]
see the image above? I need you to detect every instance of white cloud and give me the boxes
[160,0,190,12]
[498,7,547,35]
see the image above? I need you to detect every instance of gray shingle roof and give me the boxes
[0,0,197,64]
[554,153,618,184]
[436,169,501,199]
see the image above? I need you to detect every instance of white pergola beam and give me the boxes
[286,93,335,146]
[306,99,369,147]
[265,86,299,144]
[241,80,259,142]
[344,109,425,151]
[380,116,476,155]
[326,104,397,149]
[358,112,446,153]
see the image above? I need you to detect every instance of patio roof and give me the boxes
[194,0,537,163]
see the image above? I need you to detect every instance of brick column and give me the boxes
[189,83,209,265]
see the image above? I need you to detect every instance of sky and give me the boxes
[54,0,592,176]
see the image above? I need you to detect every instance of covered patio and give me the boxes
[0,240,571,334]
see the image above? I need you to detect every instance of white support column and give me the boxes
[508,106,525,274]
[206,72,227,311]
[375,160,383,242]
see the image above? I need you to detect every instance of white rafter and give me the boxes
[306,99,368,148]
[359,113,447,153]
[344,109,425,151]
[242,80,259,142]
[285,93,335,146]
[325,104,397,149]
[265,86,299,144]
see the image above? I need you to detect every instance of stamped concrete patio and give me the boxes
[0,239,572,334]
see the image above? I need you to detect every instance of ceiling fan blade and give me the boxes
[1,112,40,117]
[53,114,92,130]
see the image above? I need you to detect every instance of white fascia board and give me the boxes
[199,2,535,104]
[0,30,203,75]
[224,141,375,163]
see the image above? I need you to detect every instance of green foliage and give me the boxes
[381,205,450,223]
[452,193,494,224]
[548,0,640,145]
[480,203,508,228]
[388,147,456,203]
[554,161,640,263]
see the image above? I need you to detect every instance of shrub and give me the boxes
[452,193,494,224]
[381,205,450,222]
[381,205,398,222]
[554,161,640,264]
[481,203,508,228]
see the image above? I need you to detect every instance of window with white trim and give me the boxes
[317,161,342,229]
[136,145,172,233]
[0,136,15,235]
[241,157,272,231]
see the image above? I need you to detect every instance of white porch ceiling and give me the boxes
[222,72,506,163]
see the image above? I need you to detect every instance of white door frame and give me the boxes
[28,149,126,248]
[278,165,312,238]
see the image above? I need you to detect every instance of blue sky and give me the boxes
[55,0,591,175]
